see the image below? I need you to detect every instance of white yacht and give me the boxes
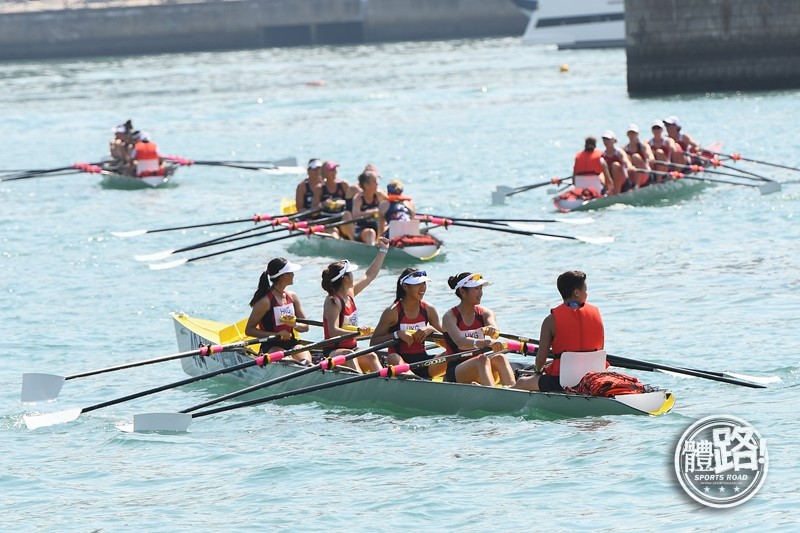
[511,0,625,49]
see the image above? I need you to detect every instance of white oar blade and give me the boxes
[724,372,781,385]
[133,412,192,433]
[134,249,175,262]
[149,258,188,271]
[506,222,545,231]
[575,235,614,244]
[21,373,66,403]
[758,182,781,195]
[557,217,594,225]
[24,407,83,430]
[266,165,305,174]
[111,229,147,238]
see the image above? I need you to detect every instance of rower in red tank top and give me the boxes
[624,124,655,188]
[512,270,605,393]
[649,119,681,182]
[601,131,635,195]
[321,238,390,373]
[441,272,515,387]
[371,268,447,380]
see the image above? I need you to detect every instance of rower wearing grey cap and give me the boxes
[295,158,323,213]
[649,120,681,181]
[601,130,635,194]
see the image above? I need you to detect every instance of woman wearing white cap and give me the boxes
[245,257,312,364]
[295,158,323,212]
[320,236,391,373]
[663,116,700,160]
[441,273,515,387]
[623,124,655,188]
[370,267,446,379]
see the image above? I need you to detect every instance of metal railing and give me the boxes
[0,0,236,14]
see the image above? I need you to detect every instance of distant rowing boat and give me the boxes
[173,313,675,419]
[552,141,724,213]
[98,160,179,189]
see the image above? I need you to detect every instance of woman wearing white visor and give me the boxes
[320,236,391,373]
[245,257,312,364]
[371,268,447,380]
[441,273,515,387]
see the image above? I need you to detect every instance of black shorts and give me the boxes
[261,339,301,353]
[444,360,460,383]
[538,374,563,393]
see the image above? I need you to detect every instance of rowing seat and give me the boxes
[559,350,607,388]
[388,219,420,238]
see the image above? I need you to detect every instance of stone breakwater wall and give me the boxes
[626,0,800,95]
[0,0,526,61]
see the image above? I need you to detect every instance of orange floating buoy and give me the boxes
[560,64,569,73]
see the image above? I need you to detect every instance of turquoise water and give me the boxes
[1,38,799,530]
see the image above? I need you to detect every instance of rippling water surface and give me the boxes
[1,38,798,531]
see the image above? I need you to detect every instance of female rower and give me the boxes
[320,236,390,373]
[350,169,385,245]
[245,257,312,364]
[378,179,415,238]
[370,268,446,379]
[441,272,515,387]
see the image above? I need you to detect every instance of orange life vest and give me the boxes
[573,149,604,176]
[134,141,159,162]
[547,302,604,376]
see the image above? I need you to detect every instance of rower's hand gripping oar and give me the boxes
[22,332,359,430]
[20,334,280,403]
[131,345,496,432]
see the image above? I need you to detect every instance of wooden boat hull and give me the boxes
[553,178,709,213]
[173,313,675,419]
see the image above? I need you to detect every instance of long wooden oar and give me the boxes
[687,153,777,183]
[705,149,800,173]
[0,161,106,182]
[22,332,359,430]
[419,215,613,245]
[112,208,320,238]
[148,214,376,270]
[131,345,491,432]
[134,214,341,262]
[661,161,778,184]
[497,331,767,389]
[180,339,399,413]
[418,213,594,226]
[641,169,781,195]
[163,155,299,172]
[505,177,571,197]
[20,334,280,403]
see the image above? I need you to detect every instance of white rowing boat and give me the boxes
[173,313,675,419]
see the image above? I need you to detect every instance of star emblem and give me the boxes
[719,487,725,492]
[734,487,741,493]
[704,487,710,493]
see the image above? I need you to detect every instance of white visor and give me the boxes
[269,260,302,280]
[399,270,431,285]
[455,273,490,290]
[331,260,358,282]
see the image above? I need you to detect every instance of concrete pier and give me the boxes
[626,0,800,95]
[0,0,527,61]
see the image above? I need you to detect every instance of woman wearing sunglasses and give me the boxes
[320,236,391,373]
[370,267,447,379]
[441,272,516,387]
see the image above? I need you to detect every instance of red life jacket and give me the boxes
[547,302,604,376]
[565,371,648,397]
[573,149,604,175]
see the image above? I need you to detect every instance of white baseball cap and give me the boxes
[601,130,616,141]
[651,119,665,129]
[627,123,639,134]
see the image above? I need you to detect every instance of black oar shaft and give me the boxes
[79,332,358,415]
[191,346,490,419]
[449,219,578,241]
[182,339,399,412]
